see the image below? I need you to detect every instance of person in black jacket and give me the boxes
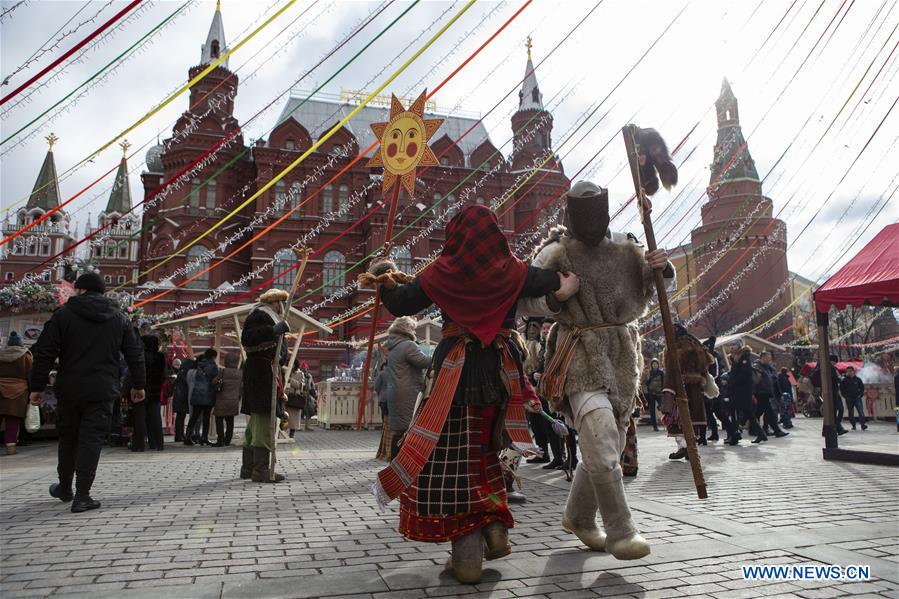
[753,351,788,438]
[130,334,167,452]
[839,366,866,430]
[812,355,847,435]
[240,289,290,483]
[727,344,766,444]
[777,367,794,429]
[29,272,145,513]
[185,349,218,446]
[171,357,193,442]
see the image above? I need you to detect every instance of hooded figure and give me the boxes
[29,274,145,512]
[239,289,290,483]
[519,179,677,561]
[0,332,33,455]
[370,205,573,584]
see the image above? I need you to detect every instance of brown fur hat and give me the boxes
[259,289,289,304]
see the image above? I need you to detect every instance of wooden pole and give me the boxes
[269,248,310,481]
[622,124,708,499]
[816,309,839,450]
[233,314,246,365]
[356,179,403,430]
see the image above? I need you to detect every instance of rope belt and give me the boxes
[538,322,629,404]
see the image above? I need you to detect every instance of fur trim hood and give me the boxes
[388,316,417,340]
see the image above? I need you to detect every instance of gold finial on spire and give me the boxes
[525,36,533,60]
[216,0,221,11]
[120,139,131,156]
[46,132,59,151]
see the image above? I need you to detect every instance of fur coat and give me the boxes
[531,227,656,424]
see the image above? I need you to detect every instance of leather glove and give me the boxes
[274,320,290,335]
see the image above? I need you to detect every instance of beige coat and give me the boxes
[525,228,661,425]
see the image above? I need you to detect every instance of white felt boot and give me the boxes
[562,464,606,551]
[591,467,650,560]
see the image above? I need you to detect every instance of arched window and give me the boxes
[189,178,201,209]
[338,184,350,218]
[185,246,210,289]
[322,184,334,214]
[273,249,294,290]
[206,180,216,211]
[274,181,286,210]
[391,246,412,273]
[289,182,302,218]
[446,194,458,218]
[322,251,346,294]
[285,139,296,150]
[211,40,220,59]
[476,197,485,205]
[105,241,117,259]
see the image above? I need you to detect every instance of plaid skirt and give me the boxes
[399,404,513,543]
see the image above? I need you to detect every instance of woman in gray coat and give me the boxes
[384,317,430,458]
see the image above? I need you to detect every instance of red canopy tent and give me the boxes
[812,223,898,466]
[815,223,899,313]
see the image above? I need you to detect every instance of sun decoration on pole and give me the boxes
[367,90,443,196]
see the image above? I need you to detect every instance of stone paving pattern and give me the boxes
[1,418,897,598]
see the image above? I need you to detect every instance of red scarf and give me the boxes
[419,206,528,345]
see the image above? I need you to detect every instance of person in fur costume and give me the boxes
[240,289,291,483]
[366,206,579,585]
[659,325,717,460]
[520,180,675,561]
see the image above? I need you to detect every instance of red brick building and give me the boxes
[136,6,568,375]
[687,79,792,339]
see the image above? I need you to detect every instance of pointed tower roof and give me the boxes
[710,78,759,185]
[200,0,228,67]
[106,140,133,215]
[27,132,62,211]
[517,37,544,112]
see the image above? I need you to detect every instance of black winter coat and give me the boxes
[240,306,287,415]
[190,358,219,407]
[30,292,145,403]
[172,358,195,413]
[839,376,864,402]
[728,348,755,411]
[142,335,167,402]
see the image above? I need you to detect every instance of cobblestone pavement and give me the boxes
[1,418,897,598]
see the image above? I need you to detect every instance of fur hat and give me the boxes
[388,316,417,340]
[74,272,105,294]
[6,331,23,347]
[368,258,397,277]
[259,289,289,304]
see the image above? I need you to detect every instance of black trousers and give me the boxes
[131,399,164,451]
[756,395,782,434]
[527,399,551,453]
[173,411,187,442]
[710,398,737,438]
[215,416,235,445]
[186,406,212,442]
[56,400,112,496]
[646,393,660,429]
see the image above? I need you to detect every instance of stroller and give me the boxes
[797,390,822,418]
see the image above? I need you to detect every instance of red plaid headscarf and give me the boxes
[419,205,528,345]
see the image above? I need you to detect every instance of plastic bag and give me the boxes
[25,404,41,432]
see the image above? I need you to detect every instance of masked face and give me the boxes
[382,113,425,175]
[565,191,610,246]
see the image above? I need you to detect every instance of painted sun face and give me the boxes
[381,113,424,176]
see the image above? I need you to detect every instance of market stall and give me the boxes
[813,223,898,466]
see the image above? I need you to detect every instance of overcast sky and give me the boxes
[2,0,897,288]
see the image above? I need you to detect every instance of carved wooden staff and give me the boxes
[269,247,310,481]
[622,124,708,499]
[356,179,403,430]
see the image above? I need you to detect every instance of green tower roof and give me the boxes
[105,155,132,214]
[26,142,61,211]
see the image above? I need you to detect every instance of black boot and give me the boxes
[240,447,253,480]
[49,483,73,503]
[71,472,100,513]
[668,447,688,460]
[542,458,564,470]
[251,447,285,483]
[708,430,719,441]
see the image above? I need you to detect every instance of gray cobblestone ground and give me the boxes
[1,418,897,598]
